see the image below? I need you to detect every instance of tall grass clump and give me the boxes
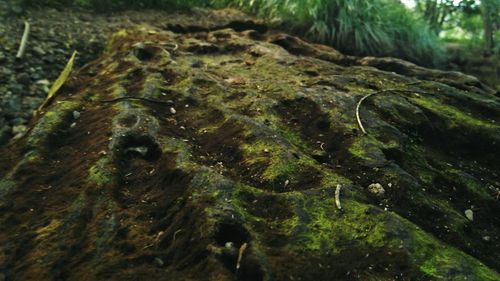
[213,0,445,66]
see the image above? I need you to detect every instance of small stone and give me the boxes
[222,241,237,256]
[154,257,164,267]
[35,79,50,86]
[284,179,290,188]
[73,110,81,119]
[263,148,270,153]
[33,46,46,56]
[367,183,385,197]
[169,107,176,114]
[126,146,148,157]
[464,209,474,221]
[483,236,491,242]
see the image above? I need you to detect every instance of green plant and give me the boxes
[16,0,445,65]
[213,0,445,65]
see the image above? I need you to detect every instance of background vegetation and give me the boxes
[7,0,500,67]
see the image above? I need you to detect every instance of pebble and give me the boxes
[73,110,81,119]
[367,183,385,197]
[35,79,50,86]
[33,46,47,56]
[154,257,164,267]
[169,107,176,114]
[464,209,474,221]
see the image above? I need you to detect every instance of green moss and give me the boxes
[288,193,389,253]
[0,179,16,199]
[27,101,79,147]
[348,135,387,162]
[410,226,500,280]
[242,140,302,181]
[105,30,129,53]
[410,96,499,129]
[441,169,491,200]
[87,158,113,187]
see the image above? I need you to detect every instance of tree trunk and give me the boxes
[482,0,495,54]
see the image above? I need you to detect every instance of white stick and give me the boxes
[355,93,376,135]
[16,21,30,59]
[335,184,342,210]
[236,242,248,272]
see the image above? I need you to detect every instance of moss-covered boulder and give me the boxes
[1,18,499,281]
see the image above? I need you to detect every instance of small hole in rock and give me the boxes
[316,119,330,131]
[134,47,156,61]
[118,115,139,128]
[214,222,250,248]
[119,134,162,162]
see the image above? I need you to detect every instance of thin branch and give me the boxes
[99,96,175,105]
[356,93,376,135]
[236,242,248,272]
[16,21,30,59]
[335,184,342,210]
[355,87,427,135]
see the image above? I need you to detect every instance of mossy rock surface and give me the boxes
[1,14,500,281]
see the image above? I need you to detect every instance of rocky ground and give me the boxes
[1,7,500,281]
[0,6,255,146]
[0,7,498,148]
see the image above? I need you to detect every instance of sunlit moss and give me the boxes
[410,96,499,129]
[88,157,113,187]
[411,227,500,280]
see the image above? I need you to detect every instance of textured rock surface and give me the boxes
[0,8,259,146]
[1,16,500,281]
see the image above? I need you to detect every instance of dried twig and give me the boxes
[173,229,183,241]
[335,184,342,210]
[16,21,30,59]
[355,87,428,135]
[355,93,376,135]
[236,242,248,272]
[99,96,175,105]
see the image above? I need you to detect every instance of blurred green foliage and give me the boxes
[213,0,444,65]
